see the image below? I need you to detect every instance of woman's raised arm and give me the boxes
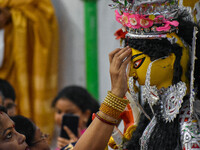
[73,46,132,150]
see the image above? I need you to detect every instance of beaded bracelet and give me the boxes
[95,112,118,126]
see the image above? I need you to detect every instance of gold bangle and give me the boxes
[99,103,122,119]
[104,97,127,107]
[108,91,129,103]
[105,91,129,110]
[107,91,129,104]
[99,91,129,119]
[104,97,128,106]
[103,100,125,112]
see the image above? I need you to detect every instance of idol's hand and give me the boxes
[109,46,132,98]
[0,7,11,29]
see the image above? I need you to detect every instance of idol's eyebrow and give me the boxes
[131,53,144,60]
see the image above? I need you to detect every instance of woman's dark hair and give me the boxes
[126,103,153,150]
[0,105,7,113]
[10,115,36,146]
[0,79,16,102]
[52,85,100,126]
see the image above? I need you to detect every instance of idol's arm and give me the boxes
[73,46,132,150]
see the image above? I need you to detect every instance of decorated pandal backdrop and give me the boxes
[0,0,199,144]
[0,0,58,137]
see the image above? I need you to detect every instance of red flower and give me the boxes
[114,28,128,40]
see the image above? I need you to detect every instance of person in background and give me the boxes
[51,85,100,149]
[11,115,50,150]
[0,91,4,105]
[0,78,17,116]
[0,0,59,138]
[0,106,29,150]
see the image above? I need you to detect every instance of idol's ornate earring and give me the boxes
[142,60,160,114]
[160,81,187,122]
[142,58,187,122]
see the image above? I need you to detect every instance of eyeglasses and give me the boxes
[30,133,49,146]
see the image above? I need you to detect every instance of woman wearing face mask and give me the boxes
[11,115,50,150]
[0,106,29,150]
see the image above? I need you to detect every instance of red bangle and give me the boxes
[95,113,117,126]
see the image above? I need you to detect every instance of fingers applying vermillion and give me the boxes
[120,53,132,70]
[64,126,77,140]
[119,47,131,60]
[109,48,121,63]
[115,46,130,57]
[115,48,131,68]
[113,47,131,69]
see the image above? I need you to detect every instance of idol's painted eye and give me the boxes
[133,57,145,69]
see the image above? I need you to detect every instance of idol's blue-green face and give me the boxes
[129,48,176,89]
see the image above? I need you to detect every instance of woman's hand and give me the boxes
[0,7,11,29]
[57,126,79,149]
[109,46,132,98]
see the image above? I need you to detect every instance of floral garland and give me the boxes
[115,10,179,32]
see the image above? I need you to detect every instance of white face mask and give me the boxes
[0,29,5,68]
